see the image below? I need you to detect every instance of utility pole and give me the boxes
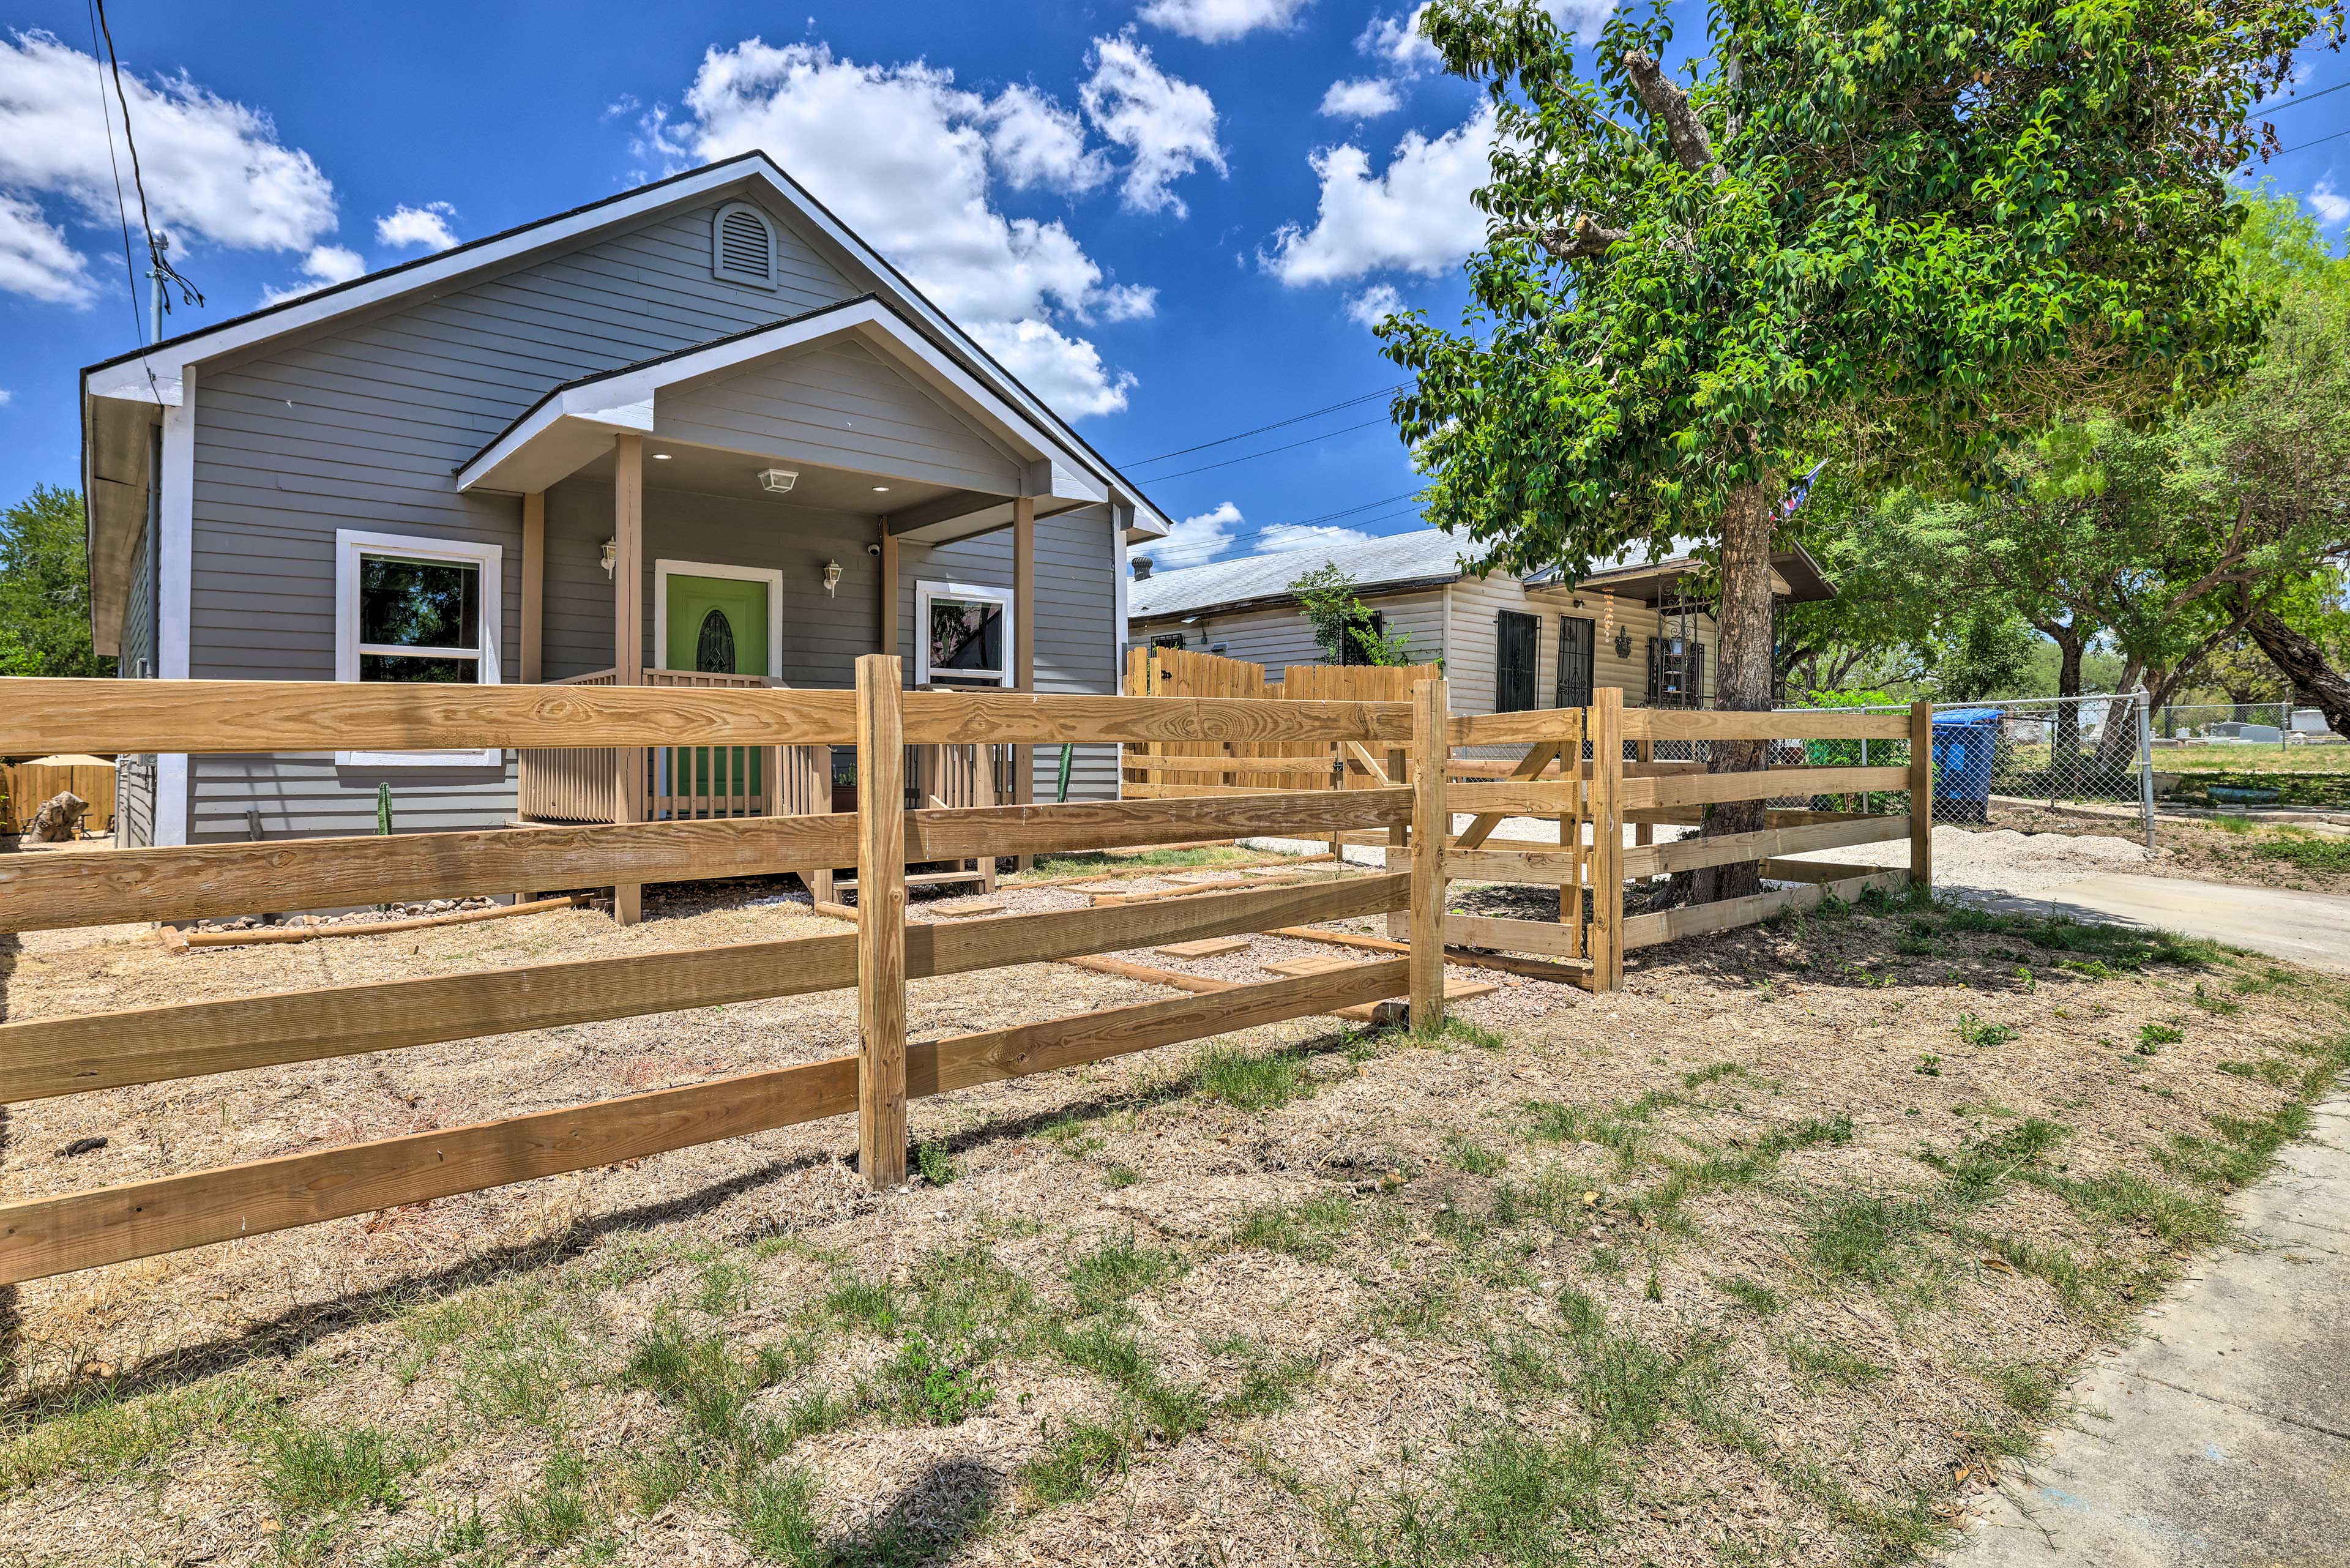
[146,233,167,344]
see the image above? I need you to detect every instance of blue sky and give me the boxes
[2,1,2344,572]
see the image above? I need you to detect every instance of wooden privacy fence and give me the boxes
[1120,648,1440,800]
[0,665,1446,1288]
[1,758,116,835]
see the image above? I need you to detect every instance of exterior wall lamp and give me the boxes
[600,539,616,580]
[822,559,844,597]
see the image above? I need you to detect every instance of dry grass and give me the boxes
[2,873,2345,1567]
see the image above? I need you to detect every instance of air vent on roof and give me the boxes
[712,201,777,289]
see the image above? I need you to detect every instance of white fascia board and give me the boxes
[79,160,766,400]
[86,368,182,407]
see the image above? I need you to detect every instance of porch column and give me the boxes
[1014,495,1036,870]
[613,435,644,926]
[520,491,545,684]
[877,519,897,661]
[515,490,546,908]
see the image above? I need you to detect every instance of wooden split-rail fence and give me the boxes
[0,667,1926,1289]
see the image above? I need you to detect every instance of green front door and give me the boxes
[665,575,769,677]
[663,574,770,807]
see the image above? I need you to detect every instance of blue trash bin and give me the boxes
[1930,707,2003,824]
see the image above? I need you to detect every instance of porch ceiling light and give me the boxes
[871,484,890,492]
[758,467,798,495]
[822,559,844,597]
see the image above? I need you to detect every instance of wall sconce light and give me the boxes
[822,559,844,597]
[1613,625,1633,660]
[600,539,617,580]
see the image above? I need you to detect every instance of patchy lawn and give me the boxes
[2,880,2345,1567]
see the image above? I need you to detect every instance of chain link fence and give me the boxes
[2151,700,2345,749]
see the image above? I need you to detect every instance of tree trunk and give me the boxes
[2044,626,2085,771]
[2243,607,2350,739]
[1691,480,1778,903]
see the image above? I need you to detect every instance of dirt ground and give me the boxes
[1980,805,2350,897]
[2,868,2345,1568]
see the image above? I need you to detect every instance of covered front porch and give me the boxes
[460,298,1119,919]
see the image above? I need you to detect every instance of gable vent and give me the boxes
[712,201,777,288]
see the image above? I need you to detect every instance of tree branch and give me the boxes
[1520,214,1629,260]
[1621,50,1723,185]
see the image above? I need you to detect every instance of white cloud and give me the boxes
[0,31,336,305]
[0,386,14,405]
[1319,77,1402,119]
[1080,31,1225,217]
[984,84,1111,194]
[1138,0,1314,43]
[667,39,1156,416]
[260,243,364,304]
[1138,501,1244,568]
[1262,103,1498,285]
[2310,178,2350,227]
[0,190,94,304]
[1357,6,1439,69]
[1257,522,1378,555]
[375,201,458,250]
[1346,283,1404,327]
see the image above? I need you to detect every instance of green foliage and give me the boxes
[1188,1042,1315,1110]
[1954,1013,2018,1049]
[0,485,112,679]
[912,1141,958,1186]
[1288,562,1419,666]
[1382,0,2318,716]
[261,1424,416,1515]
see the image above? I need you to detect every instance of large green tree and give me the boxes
[0,485,111,681]
[1383,0,2330,898]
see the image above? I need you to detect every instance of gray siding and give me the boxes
[183,190,864,841]
[116,756,154,849]
[118,515,155,680]
[896,506,1121,802]
[1133,586,1446,674]
[658,340,1022,494]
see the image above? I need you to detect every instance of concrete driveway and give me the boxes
[1974,874,2350,974]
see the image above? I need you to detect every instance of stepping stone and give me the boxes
[934,899,1004,917]
[1261,954,1362,977]
[1155,936,1253,959]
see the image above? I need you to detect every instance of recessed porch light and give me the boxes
[652,452,673,460]
[871,485,890,493]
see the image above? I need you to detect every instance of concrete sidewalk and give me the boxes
[1938,1094,2350,1567]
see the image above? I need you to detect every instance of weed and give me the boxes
[1067,1231,1184,1314]
[889,1336,996,1425]
[1938,1119,2067,1204]
[1988,1364,2061,1421]
[2217,1057,2299,1088]
[729,1467,824,1562]
[1717,1277,1785,1317]
[914,1141,959,1186]
[1439,1015,1507,1051]
[1442,1132,1507,1176]
[2138,1022,2184,1054]
[2043,1168,2226,1248]
[1049,1321,1210,1442]
[1104,1163,1141,1189]
[2192,983,2243,1017]
[261,1424,414,1516]
[0,1375,264,1497]
[697,1258,755,1316]
[504,1447,596,1547]
[622,1321,767,1441]
[1954,1012,2019,1048]
[1190,1043,1315,1111]
[1915,1054,1941,1077]
[1041,1117,1105,1159]
[1388,1425,1614,1558]
[821,1275,899,1334]
[2251,831,2350,874]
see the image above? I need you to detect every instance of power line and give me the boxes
[2251,80,2349,115]
[1143,415,1399,482]
[1122,383,1406,467]
[84,0,143,348]
[2272,124,2350,156]
[92,0,203,329]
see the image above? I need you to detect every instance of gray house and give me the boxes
[1128,529,1835,716]
[83,152,1170,874]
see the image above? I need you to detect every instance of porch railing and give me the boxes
[520,670,830,826]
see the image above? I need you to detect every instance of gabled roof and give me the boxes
[1131,529,1475,620]
[456,294,1104,513]
[80,151,1166,544]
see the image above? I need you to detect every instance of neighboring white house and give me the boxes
[1127,530,1837,715]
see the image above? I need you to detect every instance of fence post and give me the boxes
[2135,691,2157,849]
[855,654,908,1189]
[1588,689,1624,991]
[1908,699,1934,895]
[1408,678,1449,1034]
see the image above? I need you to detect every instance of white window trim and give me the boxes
[653,558,785,678]
[711,200,778,289]
[916,579,1016,688]
[335,528,504,767]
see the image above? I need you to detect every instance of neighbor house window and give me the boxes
[712,201,778,288]
[916,580,1015,686]
[1496,610,1540,712]
[335,529,502,766]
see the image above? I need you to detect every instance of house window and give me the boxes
[334,529,502,766]
[1151,633,1186,651]
[1555,616,1595,708]
[712,201,778,289]
[1496,611,1540,712]
[917,580,1015,687]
